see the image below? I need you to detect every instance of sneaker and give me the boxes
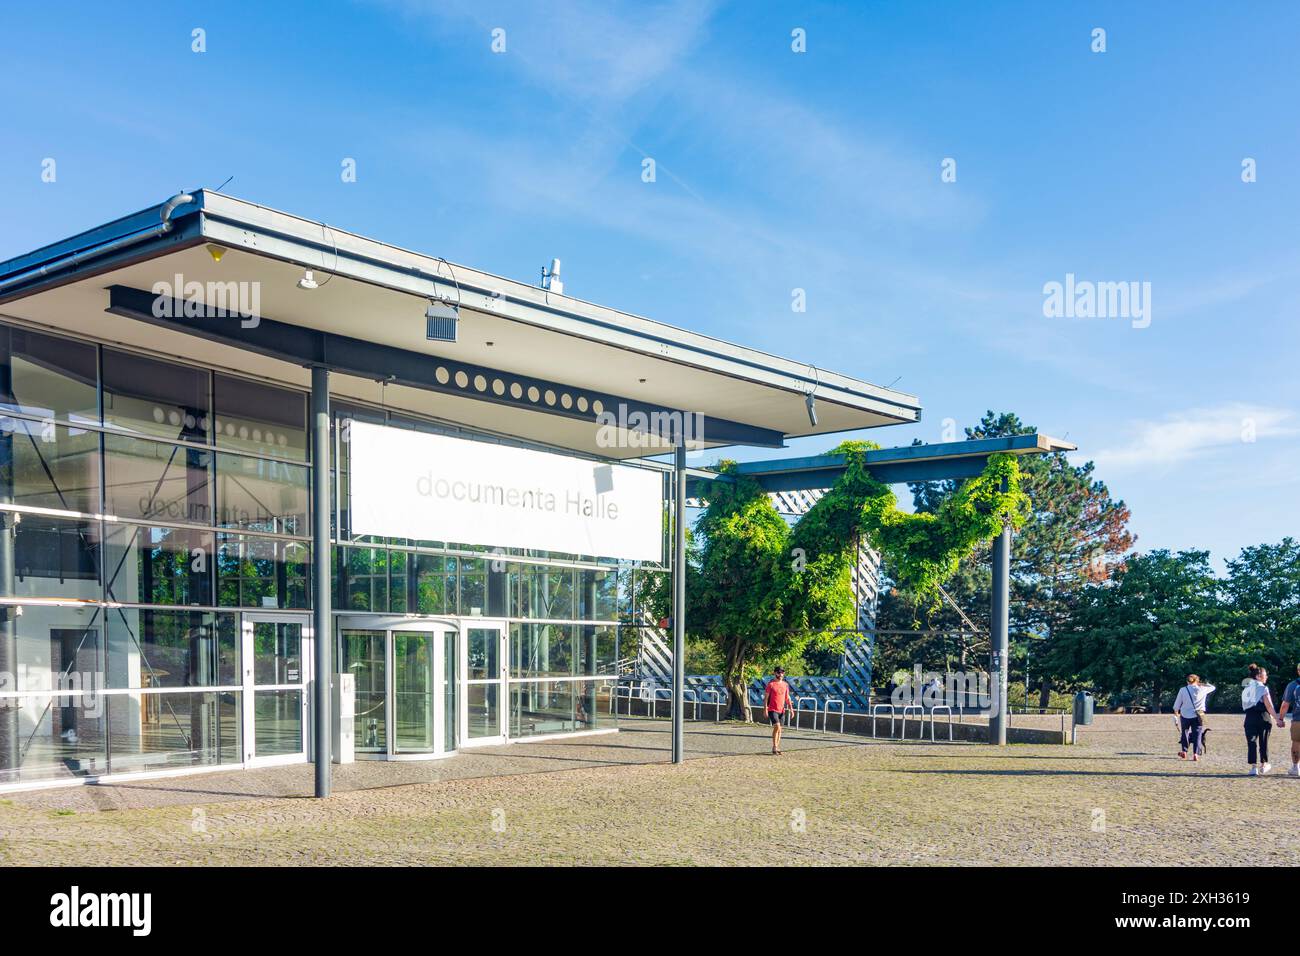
[1191,754,1200,762]
[1288,764,1299,777]
[1178,751,1187,759]
[1248,766,1259,776]
[1261,763,1272,775]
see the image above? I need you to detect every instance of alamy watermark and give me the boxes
[890,664,996,715]
[0,669,104,721]
[151,273,261,328]
[1042,273,1151,329]
[595,403,705,450]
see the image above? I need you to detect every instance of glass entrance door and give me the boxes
[241,614,311,766]
[339,617,458,758]
[460,620,508,746]
[340,628,387,753]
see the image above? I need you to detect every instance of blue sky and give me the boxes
[1,1,1297,569]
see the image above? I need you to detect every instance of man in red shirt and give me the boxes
[765,667,794,755]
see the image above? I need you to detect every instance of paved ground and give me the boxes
[1,714,1295,866]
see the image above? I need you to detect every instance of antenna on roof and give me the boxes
[540,258,563,295]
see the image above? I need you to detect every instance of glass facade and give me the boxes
[0,320,668,786]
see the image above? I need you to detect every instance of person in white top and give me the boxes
[1173,674,1214,761]
[1242,664,1282,776]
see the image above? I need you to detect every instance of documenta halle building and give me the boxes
[0,191,920,791]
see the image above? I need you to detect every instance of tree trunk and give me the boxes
[1037,675,1051,710]
[723,642,751,722]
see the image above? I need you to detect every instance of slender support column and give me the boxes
[0,512,16,773]
[989,522,1011,745]
[671,443,687,764]
[311,366,332,797]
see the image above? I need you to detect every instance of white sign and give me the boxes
[348,421,664,562]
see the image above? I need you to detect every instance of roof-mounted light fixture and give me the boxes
[804,365,821,427]
[426,257,461,342]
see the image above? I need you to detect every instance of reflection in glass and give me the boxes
[213,374,308,461]
[466,627,498,680]
[465,683,499,739]
[106,609,238,689]
[343,547,390,613]
[393,632,435,753]
[459,559,486,616]
[0,417,99,515]
[217,535,308,609]
[13,515,100,589]
[581,569,618,621]
[1,610,102,692]
[510,681,575,737]
[0,694,107,784]
[104,524,213,606]
[514,566,576,620]
[252,621,302,684]
[216,453,308,535]
[576,625,618,677]
[104,434,210,524]
[507,680,612,737]
[103,349,209,443]
[340,630,386,752]
[444,629,457,751]
[253,689,302,757]
[511,623,575,678]
[106,691,240,771]
[0,325,98,424]
[411,553,451,615]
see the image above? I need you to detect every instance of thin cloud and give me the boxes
[1091,404,1299,472]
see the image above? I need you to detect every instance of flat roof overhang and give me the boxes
[0,191,922,460]
[685,433,1078,495]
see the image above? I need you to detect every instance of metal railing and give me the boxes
[823,698,845,734]
[698,688,726,722]
[930,705,954,742]
[900,704,924,739]
[793,696,819,730]
[871,703,896,738]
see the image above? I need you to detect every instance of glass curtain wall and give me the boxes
[332,406,666,744]
[0,323,309,785]
[0,318,669,784]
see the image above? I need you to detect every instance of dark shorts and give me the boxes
[768,711,785,725]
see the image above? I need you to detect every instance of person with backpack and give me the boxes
[1277,662,1300,777]
[1242,663,1282,776]
[1173,674,1214,761]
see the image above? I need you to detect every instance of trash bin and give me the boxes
[1073,691,1094,726]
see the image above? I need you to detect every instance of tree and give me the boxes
[891,411,1134,707]
[1224,538,1300,682]
[1047,550,1228,711]
[686,443,1027,720]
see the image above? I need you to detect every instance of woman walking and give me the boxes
[1173,674,1214,760]
[1242,664,1282,776]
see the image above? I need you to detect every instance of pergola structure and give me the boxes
[681,432,1076,746]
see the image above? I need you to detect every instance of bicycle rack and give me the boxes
[823,698,846,734]
[794,696,819,730]
[930,705,954,741]
[901,705,924,738]
[698,688,725,722]
[871,703,896,738]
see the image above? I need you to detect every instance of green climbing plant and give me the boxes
[688,442,1029,719]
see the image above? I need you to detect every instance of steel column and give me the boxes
[989,522,1011,745]
[311,366,332,797]
[671,443,687,764]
